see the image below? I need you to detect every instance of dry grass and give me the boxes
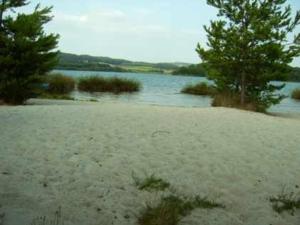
[30,207,64,225]
[291,88,300,100]
[212,93,262,112]
[78,76,141,93]
[181,82,215,96]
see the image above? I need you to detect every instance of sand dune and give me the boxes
[0,100,299,225]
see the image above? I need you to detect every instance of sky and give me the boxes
[20,0,300,65]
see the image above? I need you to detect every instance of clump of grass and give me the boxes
[181,82,216,96]
[212,92,263,112]
[138,194,224,225]
[270,191,300,215]
[78,76,141,93]
[47,74,75,95]
[30,207,64,225]
[133,173,170,192]
[291,88,300,100]
[38,93,75,101]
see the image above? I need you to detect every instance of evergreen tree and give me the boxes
[197,0,300,111]
[0,0,59,104]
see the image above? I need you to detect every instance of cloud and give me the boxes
[50,8,170,37]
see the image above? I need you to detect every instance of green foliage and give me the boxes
[172,64,207,76]
[78,76,141,93]
[0,1,59,104]
[270,192,300,215]
[47,74,75,95]
[181,82,216,96]
[138,194,224,225]
[197,0,300,111]
[133,173,170,192]
[291,88,300,100]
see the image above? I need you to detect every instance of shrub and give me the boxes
[291,88,300,100]
[181,82,215,96]
[47,74,75,94]
[212,92,264,112]
[138,194,224,225]
[78,76,141,93]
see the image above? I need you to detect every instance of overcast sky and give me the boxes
[21,0,300,65]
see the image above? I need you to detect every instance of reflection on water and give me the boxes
[55,70,300,113]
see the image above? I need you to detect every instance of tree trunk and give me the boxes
[0,0,6,29]
[240,72,245,105]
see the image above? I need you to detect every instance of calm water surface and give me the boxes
[56,70,300,113]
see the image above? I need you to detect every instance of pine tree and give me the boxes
[197,0,300,111]
[0,0,59,104]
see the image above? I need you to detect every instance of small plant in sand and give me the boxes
[133,173,170,192]
[181,82,215,96]
[291,88,300,100]
[78,76,141,93]
[30,207,64,225]
[138,194,224,225]
[270,191,300,215]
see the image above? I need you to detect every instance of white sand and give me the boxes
[0,100,300,225]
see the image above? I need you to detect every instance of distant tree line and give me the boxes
[173,64,300,82]
[56,62,128,72]
[172,64,207,76]
[57,52,180,73]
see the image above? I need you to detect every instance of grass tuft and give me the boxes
[78,76,141,93]
[181,82,215,96]
[133,173,170,192]
[47,74,75,95]
[291,88,300,100]
[212,92,263,112]
[270,191,300,215]
[38,93,75,101]
[30,207,64,225]
[138,194,224,225]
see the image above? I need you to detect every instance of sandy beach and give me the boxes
[0,100,299,225]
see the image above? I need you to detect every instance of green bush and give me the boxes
[291,88,300,100]
[78,76,141,93]
[47,74,75,94]
[181,82,215,96]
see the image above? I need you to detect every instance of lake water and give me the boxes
[56,70,300,113]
